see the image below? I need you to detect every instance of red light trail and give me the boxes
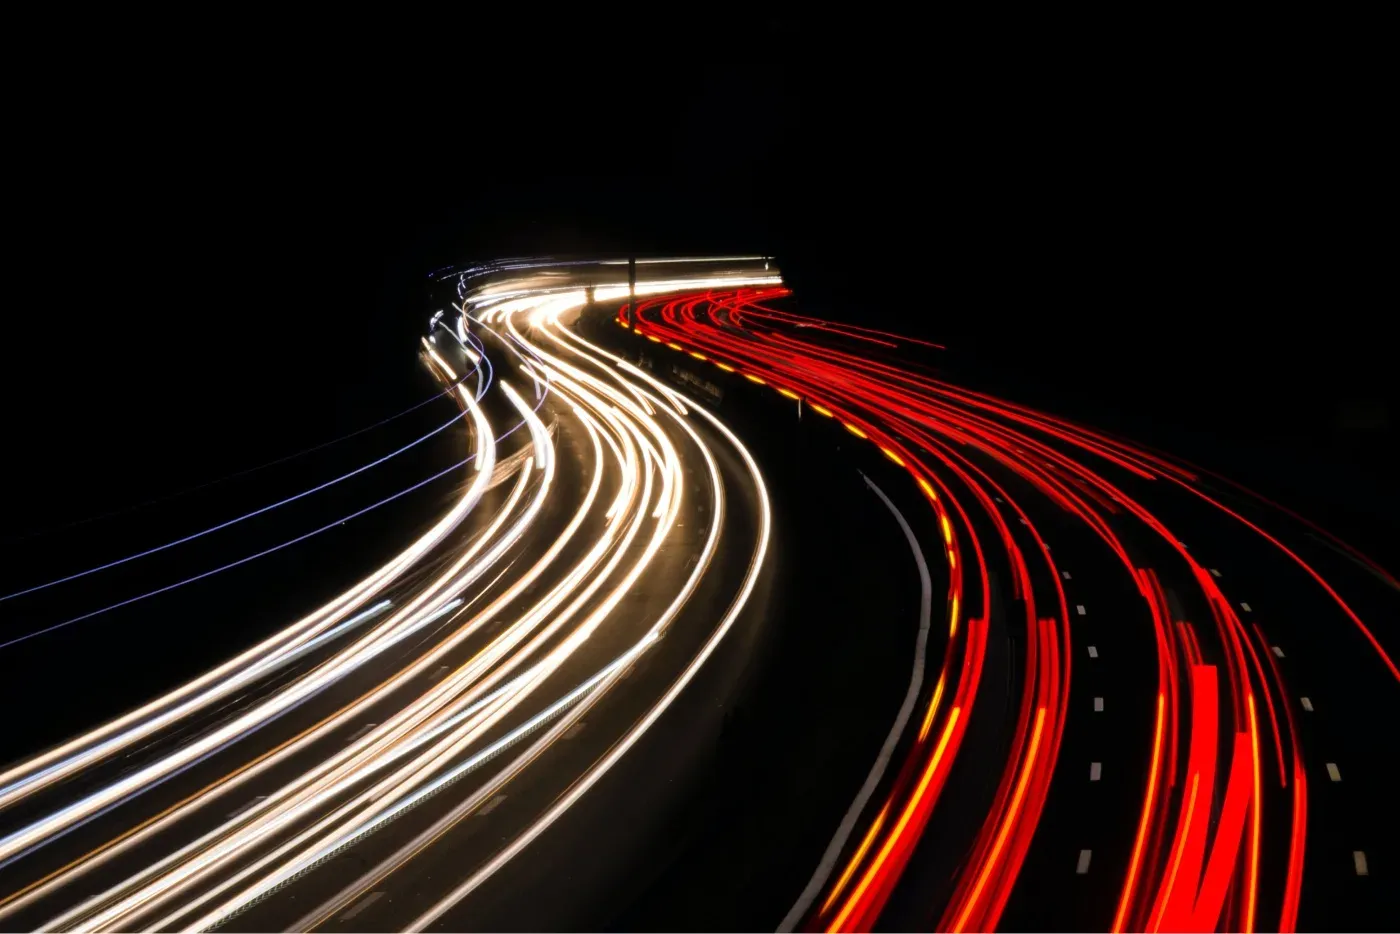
[615,286,1392,932]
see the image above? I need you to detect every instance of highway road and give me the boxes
[0,257,1394,932]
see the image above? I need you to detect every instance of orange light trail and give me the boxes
[918,674,947,742]
[1245,694,1262,934]
[827,707,962,934]
[949,707,1047,933]
[1114,692,1165,933]
[1150,772,1200,934]
[819,803,890,916]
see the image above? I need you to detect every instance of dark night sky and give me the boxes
[3,20,1394,566]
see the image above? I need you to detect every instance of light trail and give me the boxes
[626,285,1367,933]
[0,261,778,934]
[5,259,1378,931]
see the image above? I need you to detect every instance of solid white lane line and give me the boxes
[1090,762,1102,781]
[1327,763,1342,782]
[1300,697,1313,712]
[1077,850,1092,874]
[778,473,934,932]
[1087,646,1099,659]
[1093,697,1104,712]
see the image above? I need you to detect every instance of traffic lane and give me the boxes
[239,407,758,932]
[943,441,1161,933]
[0,426,583,929]
[1105,468,1396,931]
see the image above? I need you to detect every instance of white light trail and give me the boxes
[0,259,781,933]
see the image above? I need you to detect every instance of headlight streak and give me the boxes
[2,264,778,933]
[0,414,544,844]
[289,313,742,931]
[42,415,552,930]
[0,376,496,825]
[403,319,770,934]
[171,282,766,932]
[0,380,498,868]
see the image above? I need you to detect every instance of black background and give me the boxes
[4,17,1394,598]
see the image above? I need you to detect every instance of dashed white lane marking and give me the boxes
[1090,762,1102,781]
[1088,645,1099,658]
[1272,645,1285,658]
[429,664,450,681]
[1076,849,1093,874]
[1326,762,1342,782]
[1076,604,1087,616]
[1240,602,1253,613]
[1062,571,1072,580]
[1354,851,1369,876]
[1093,697,1104,712]
[1019,517,1028,525]
[1301,696,1314,711]
[477,794,507,816]
[1178,541,1189,549]
[341,891,385,921]
[227,796,268,819]
[345,722,378,744]
[562,721,587,740]
[994,496,1003,503]
[1209,568,1222,578]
